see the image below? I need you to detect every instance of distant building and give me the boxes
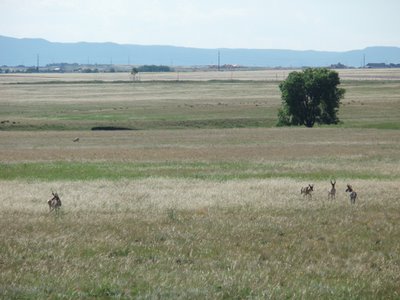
[366,63,400,68]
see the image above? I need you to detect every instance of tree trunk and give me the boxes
[304,119,314,127]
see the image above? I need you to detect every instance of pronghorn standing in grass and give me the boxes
[48,192,62,213]
[301,184,314,199]
[345,184,357,204]
[328,180,336,200]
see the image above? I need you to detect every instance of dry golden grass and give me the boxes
[1,178,399,298]
[1,178,399,214]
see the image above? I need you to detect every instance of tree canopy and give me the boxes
[137,65,173,72]
[277,68,345,127]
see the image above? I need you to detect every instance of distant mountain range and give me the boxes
[1,35,400,67]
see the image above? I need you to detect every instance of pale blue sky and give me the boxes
[1,0,399,51]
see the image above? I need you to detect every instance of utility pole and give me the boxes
[36,54,39,72]
[218,50,220,71]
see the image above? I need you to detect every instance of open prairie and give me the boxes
[1,73,400,131]
[0,70,400,298]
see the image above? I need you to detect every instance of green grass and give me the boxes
[1,160,399,181]
[0,81,279,130]
[1,79,399,131]
[337,80,400,129]
[360,122,400,130]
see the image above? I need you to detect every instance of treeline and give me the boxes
[136,65,173,72]
[1,63,174,74]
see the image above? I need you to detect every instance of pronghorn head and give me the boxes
[51,191,60,200]
[330,180,336,188]
[309,184,314,191]
[346,184,353,192]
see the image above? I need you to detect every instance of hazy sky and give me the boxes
[1,0,399,51]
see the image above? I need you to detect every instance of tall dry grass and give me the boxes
[1,178,399,298]
[1,179,399,214]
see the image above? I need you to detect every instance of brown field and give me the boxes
[0,127,399,165]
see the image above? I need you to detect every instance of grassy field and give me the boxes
[0,70,400,299]
[1,77,400,131]
[0,80,279,130]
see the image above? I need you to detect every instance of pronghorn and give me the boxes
[301,184,314,199]
[345,184,357,204]
[48,192,62,212]
[328,180,336,200]
[73,137,80,142]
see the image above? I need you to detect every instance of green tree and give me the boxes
[277,68,345,127]
[131,67,139,81]
[131,67,138,75]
